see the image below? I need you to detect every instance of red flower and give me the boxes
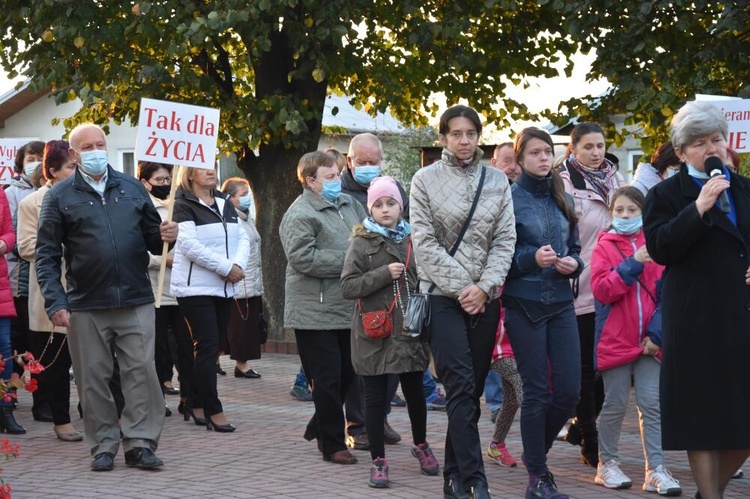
[24,359,44,375]
[23,378,38,393]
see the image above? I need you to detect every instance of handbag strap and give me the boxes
[608,240,657,304]
[358,297,396,314]
[428,165,487,293]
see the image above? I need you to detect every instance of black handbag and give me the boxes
[404,165,487,338]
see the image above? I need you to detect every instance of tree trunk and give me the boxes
[239,146,304,344]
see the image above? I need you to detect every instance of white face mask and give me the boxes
[77,149,109,176]
[24,161,41,176]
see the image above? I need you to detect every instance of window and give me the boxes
[119,150,135,177]
[626,150,644,182]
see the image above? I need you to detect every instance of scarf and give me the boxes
[567,154,619,201]
[362,217,411,243]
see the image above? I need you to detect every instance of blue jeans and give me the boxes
[505,303,581,476]
[423,369,437,402]
[484,370,503,412]
[0,318,11,406]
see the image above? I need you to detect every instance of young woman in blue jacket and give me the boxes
[502,127,584,499]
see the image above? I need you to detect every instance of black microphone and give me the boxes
[704,156,731,213]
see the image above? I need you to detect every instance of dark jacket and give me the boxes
[341,168,410,220]
[643,165,750,450]
[340,226,429,376]
[36,166,165,317]
[504,172,583,304]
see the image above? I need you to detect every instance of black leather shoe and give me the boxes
[91,452,115,472]
[161,384,179,396]
[444,474,469,499]
[234,367,261,379]
[469,483,492,499]
[124,447,164,469]
[165,404,172,417]
[205,414,236,433]
[0,406,26,434]
[32,407,55,422]
[346,432,370,450]
[216,365,227,376]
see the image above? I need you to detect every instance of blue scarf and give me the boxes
[362,217,410,243]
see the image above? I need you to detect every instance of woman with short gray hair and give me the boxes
[643,100,750,499]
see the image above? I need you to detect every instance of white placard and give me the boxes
[135,98,220,169]
[0,138,40,184]
[694,95,750,153]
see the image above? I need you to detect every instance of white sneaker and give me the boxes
[643,465,682,496]
[595,459,633,489]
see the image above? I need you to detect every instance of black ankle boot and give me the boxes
[565,420,582,446]
[580,431,598,467]
[0,406,26,434]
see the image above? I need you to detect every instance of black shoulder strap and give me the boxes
[428,165,487,293]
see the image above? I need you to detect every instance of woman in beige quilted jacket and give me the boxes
[410,105,516,499]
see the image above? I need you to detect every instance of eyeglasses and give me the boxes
[150,176,172,185]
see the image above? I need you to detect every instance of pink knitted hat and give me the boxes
[367,175,403,212]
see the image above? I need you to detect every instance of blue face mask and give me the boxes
[612,215,643,235]
[24,161,41,177]
[686,163,710,179]
[319,179,342,202]
[353,166,380,186]
[238,193,252,212]
[666,168,679,178]
[78,149,108,176]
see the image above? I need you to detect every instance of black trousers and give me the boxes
[155,305,195,403]
[429,296,499,488]
[363,370,426,460]
[345,374,400,436]
[295,329,355,456]
[11,296,29,377]
[574,313,604,435]
[29,332,72,425]
[178,296,231,416]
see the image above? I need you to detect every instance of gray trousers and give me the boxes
[69,304,164,457]
[599,355,662,471]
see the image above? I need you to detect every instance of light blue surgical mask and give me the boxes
[78,149,109,176]
[319,179,342,202]
[238,193,252,212]
[612,215,643,235]
[666,168,679,178]
[23,161,41,177]
[686,163,710,180]
[353,165,380,186]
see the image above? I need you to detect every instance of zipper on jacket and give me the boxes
[320,280,324,304]
[630,237,644,340]
[100,194,122,306]
[186,195,232,298]
[187,262,193,286]
[541,198,553,303]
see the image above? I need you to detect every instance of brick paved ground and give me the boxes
[4,353,749,498]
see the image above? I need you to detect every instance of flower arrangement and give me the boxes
[0,352,41,498]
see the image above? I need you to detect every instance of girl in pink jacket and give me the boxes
[590,186,681,496]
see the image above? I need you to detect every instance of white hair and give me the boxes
[68,123,106,150]
[670,101,728,150]
[347,133,384,161]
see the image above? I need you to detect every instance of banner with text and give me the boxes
[0,138,40,184]
[135,98,220,169]
[695,95,750,153]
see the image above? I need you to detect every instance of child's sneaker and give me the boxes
[595,459,632,489]
[411,442,440,475]
[487,441,517,467]
[643,465,682,496]
[369,457,389,488]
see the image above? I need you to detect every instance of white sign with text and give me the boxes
[695,95,750,153]
[0,138,40,184]
[135,98,220,169]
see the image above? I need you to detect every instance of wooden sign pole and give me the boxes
[154,164,181,308]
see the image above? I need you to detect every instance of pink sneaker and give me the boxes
[487,442,517,467]
[411,442,440,476]
[369,457,389,488]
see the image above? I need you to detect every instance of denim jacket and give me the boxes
[503,172,584,304]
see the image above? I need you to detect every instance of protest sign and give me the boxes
[0,138,39,184]
[135,98,220,169]
[695,95,750,153]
